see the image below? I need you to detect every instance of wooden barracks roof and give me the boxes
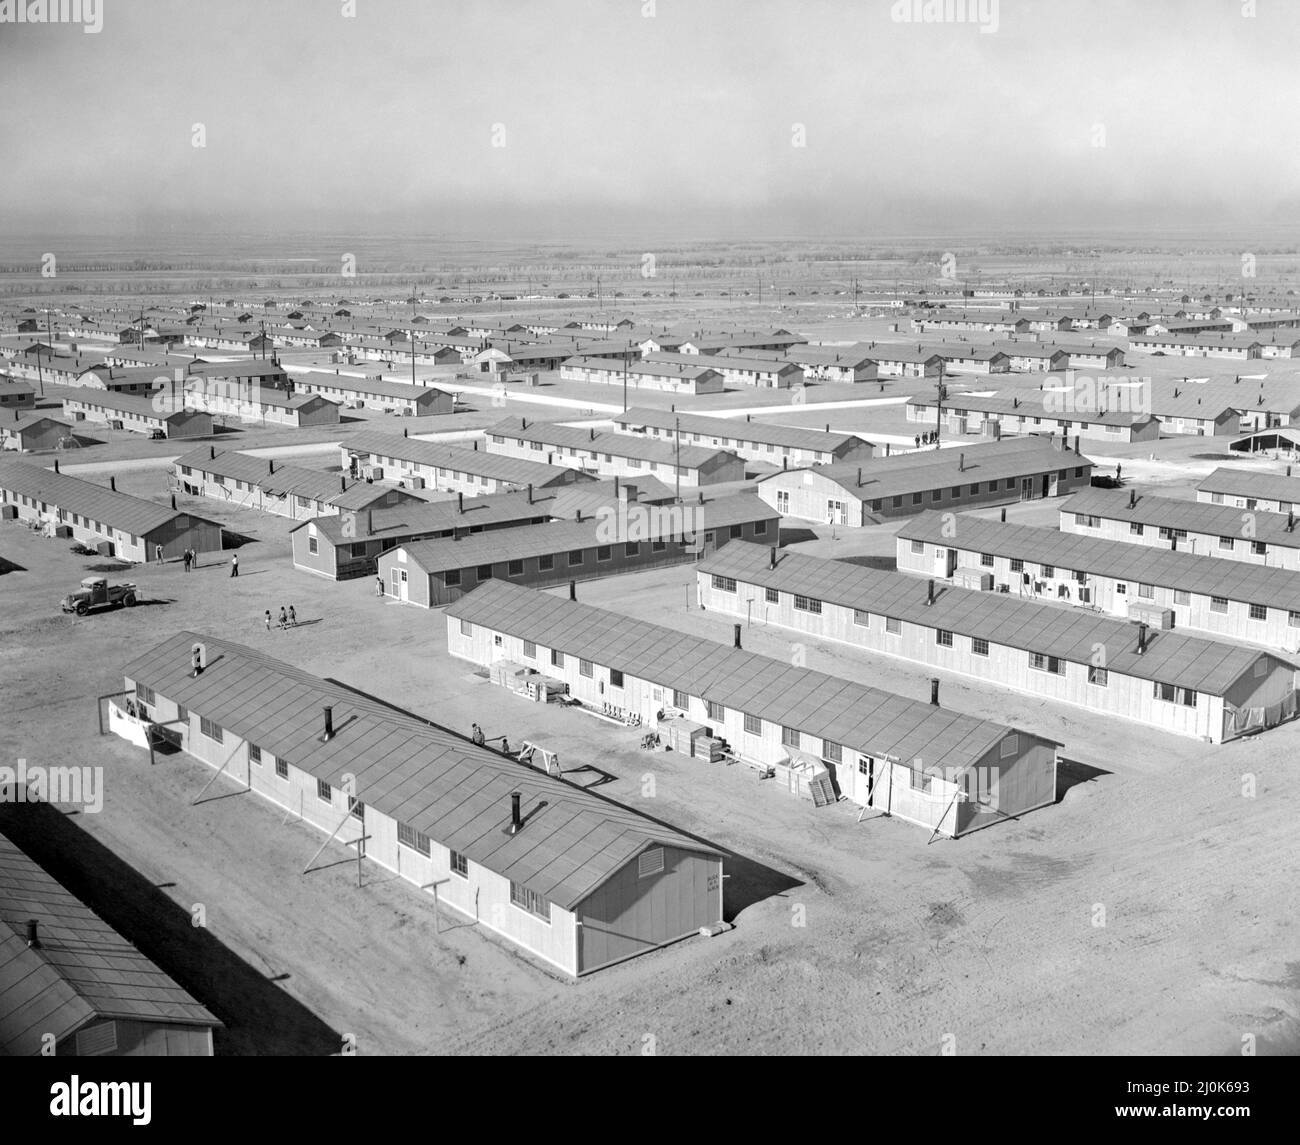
[0,831,219,1055]
[446,580,1038,770]
[698,541,1288,695]
[120,633,720,912]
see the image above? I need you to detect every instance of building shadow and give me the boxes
[1055,756,1110,803]
[0,556,25,575]
[779,526,817,545]
[840,553,898,571]
[0,799,342,1056]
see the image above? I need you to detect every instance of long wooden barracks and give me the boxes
[113,633,725,977]
[756,436,1093,526]
[377,492,777,606]
[1060,489,1300,570]
[696,541,1298,742]
[896,509,1300,649]
[446,580,1061,838]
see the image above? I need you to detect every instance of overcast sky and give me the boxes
[2,0,1299,239]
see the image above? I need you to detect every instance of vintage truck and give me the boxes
[60,576,138,615]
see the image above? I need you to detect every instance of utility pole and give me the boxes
[934,363,948,449]
[675,416,681,503]
[623,349,629,413]
[410,291,418,389]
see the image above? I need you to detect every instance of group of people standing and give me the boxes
[154,544,199,570]
[265,606,298,631]
[913,430,939,448]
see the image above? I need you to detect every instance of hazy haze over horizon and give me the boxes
[3,0,1299,243]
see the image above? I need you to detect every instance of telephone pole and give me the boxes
[410,292,418,389]
[674,416,681,503]
[934,363,948,449]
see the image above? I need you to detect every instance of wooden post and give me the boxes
[421,878,450,934]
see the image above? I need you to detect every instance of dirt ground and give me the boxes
[3,444,1299,1057]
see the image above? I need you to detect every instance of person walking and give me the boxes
[265,610,272,632]
[288,605,297,627]
[278,607,288,630]
[182,549,191,573]
[230,554,239,577]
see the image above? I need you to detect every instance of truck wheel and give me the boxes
[75,602,87,616]
[123,594,136,607]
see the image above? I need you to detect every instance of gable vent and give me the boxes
[637,847,665,878]
[76,1021,118,1056]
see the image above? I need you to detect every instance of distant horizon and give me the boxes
[4,0,1299,247]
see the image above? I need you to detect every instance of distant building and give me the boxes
[341,430,593,496]
[484,417,747,487]
[642,351,802,390]
[559,355,724,395]
[378,492,777,606]
[63,390,213,439]
[612,407,873,468]
[172,446,424,521]
[905,392,1160,444]
[757,436,1093,526]
[293,372,454,416]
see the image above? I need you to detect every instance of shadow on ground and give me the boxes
[0,798,341,1056]
[1055,756,1110,803]
[779,526,818,545]
[840,553,898,571]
